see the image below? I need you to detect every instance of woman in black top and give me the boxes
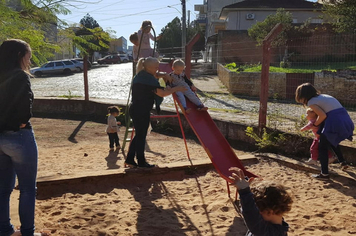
[0,39,40,236]
[125,57,186,168]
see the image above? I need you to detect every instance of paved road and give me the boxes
[31,63,355,129]
[31,63,133,100]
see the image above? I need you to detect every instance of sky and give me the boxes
[58,0,203,46]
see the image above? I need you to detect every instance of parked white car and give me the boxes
[31,60,81,77]
[119,54,130,63]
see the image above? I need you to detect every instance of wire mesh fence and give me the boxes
[196,31,356,135]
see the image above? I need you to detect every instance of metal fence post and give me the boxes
[259,23,283,133]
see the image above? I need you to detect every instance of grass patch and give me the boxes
[58,90,81,100]
[209,107,242,113]
[225,62,356,73]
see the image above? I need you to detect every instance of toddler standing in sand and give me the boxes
[168,59,208,114]
[106,106,121,151]
[301,108,336,165]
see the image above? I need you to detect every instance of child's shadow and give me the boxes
[105,150,121,169]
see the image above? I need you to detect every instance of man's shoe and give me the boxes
[311,173,330,179]
[340,162,349,171]
[124,160,138,168]
[138,162,156,168]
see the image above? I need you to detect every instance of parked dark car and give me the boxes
[191,51,203,63]
[30,60,81,77]
[97,55,121,64]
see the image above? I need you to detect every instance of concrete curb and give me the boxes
[36,156,259,200]
[256,153,356,183]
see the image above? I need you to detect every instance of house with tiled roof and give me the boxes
[219,0,323,30]
[203,0,324,69]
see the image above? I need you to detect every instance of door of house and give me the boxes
[286,73,315,99]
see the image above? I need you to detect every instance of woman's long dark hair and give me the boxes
[0,39,30,75]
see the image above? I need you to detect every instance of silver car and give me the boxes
[31,60,81,77]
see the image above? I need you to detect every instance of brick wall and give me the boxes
[218,63,356,105]
[217,63,286,98]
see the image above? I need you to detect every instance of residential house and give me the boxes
[204,0,323,69]
[219,0,323,30]
[195,0,244,40]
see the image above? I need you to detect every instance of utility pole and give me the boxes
[181,0,186,60]
[188,10,190,29]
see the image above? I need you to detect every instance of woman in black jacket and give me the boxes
[0,39,39,236]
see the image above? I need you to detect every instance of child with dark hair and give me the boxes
[129,32,139,62]
[229,167,293,236]
[106,106,121,151]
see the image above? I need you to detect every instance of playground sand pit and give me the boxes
[10,118,356,235]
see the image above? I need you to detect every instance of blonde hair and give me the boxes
[136,57,159,74]
[172,59,185,68]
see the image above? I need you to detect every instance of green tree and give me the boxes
[80,13,99,29]
[320,0,356,33]
[248,8,293,47]
[74,14,111,60]
[0,0,60,65]
[157,17,204,57]
[248,8,312,65]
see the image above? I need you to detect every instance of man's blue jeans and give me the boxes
[0,129,38,236]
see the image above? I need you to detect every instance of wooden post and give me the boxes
[184,33,200,79]
[259,23,283,133]
[83,54,89,101]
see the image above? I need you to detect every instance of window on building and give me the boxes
[311,19,323,23]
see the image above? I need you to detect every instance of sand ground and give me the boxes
[9,118,356,236]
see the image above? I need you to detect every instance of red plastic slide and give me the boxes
[158,62,256,181]
[174,94,257,182]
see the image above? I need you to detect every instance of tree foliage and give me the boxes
[248,8,293,47]
[80,13,99,29]
[74,14,111,59]
[320,0,356,33]
[0,0,108,65]
[157,17,205,57]
[0,0,60,65]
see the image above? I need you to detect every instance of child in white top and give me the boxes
[106,106,121,151]
[168,59,208,114]
[137,20,161,58]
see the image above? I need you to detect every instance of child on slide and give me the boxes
[168,59,208,114]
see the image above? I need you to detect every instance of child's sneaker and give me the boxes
[197,105,208,111]
[109,147,114,151]
[305,158,318,165]
[184,107,192,114]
